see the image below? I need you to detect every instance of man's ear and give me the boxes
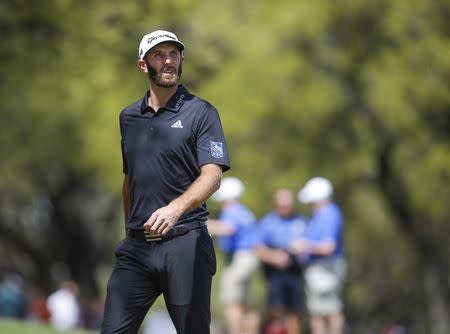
[138,59,148,73]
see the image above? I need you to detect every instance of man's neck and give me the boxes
[148,84,178,111]
[313,199,330,211]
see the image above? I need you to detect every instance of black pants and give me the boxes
[101,226,216,334]
[266,269,304,312]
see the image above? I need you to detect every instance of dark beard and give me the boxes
[146,62,182,88]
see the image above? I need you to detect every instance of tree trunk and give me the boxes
[424,263,450,334]
[377,139,450,333]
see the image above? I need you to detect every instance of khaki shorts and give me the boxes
[304,257,346,315]
[219,250,259,305]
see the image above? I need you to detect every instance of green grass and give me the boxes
[0,318,97,334]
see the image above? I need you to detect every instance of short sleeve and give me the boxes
[312,210,342,242]
[195,105,230,171]
[321,214,342,242]
[119,113,128,175]
[219,209,238,229]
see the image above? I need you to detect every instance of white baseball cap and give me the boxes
[298,177,333,204]
[138,30,185,60]
[212,177,245,202]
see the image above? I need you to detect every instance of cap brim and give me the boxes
[140,39,185,60]
[298,189,312,204]
[157,39,184,51]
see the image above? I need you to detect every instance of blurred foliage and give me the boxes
[0,0,449,332]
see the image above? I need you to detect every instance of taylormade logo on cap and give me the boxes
[138,30,185,60]
[147,33,176,44]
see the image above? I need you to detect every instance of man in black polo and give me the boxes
[101,29,230,334]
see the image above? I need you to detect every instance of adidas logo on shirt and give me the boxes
[171,120,183,128]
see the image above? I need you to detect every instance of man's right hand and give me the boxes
[269,249,292,270]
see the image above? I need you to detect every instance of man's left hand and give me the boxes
[290,238,309,254]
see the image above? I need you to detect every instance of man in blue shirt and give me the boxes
[209,177,260,334]
[254,189,306,334]
[291,177,346,334]
[212,181,257,264]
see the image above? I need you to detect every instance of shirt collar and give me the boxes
[140,84,188,114]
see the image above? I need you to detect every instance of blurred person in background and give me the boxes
[0,272,26,319]
[82,296,104,330]
[380,324,407,334]
[144,309,177,334]
[208,176,260,334]
[46,280,81,331]
[291,177,346,334]
[27,286,51,322]
[254,189,306,334]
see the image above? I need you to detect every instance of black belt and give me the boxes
[127,221,207,243]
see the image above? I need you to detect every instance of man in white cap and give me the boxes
[291,177,346,334]
[208,177,260,334]
[101,29,230,334]
[47,281,81,331]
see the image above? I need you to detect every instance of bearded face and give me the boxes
[146,61,183,88]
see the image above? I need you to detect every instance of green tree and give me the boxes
[191,0,450,332]
[0,0,448,332]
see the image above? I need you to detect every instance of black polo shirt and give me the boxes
[120,84,230,230]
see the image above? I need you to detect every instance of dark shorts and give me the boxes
[101,226,216,334]
[267,270,304,313]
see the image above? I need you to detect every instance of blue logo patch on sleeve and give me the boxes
[211,141,224,158]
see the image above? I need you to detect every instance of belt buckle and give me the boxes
[143,230,163,242]
[173,224,187,235]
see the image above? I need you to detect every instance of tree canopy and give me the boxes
[1,0,449,332]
